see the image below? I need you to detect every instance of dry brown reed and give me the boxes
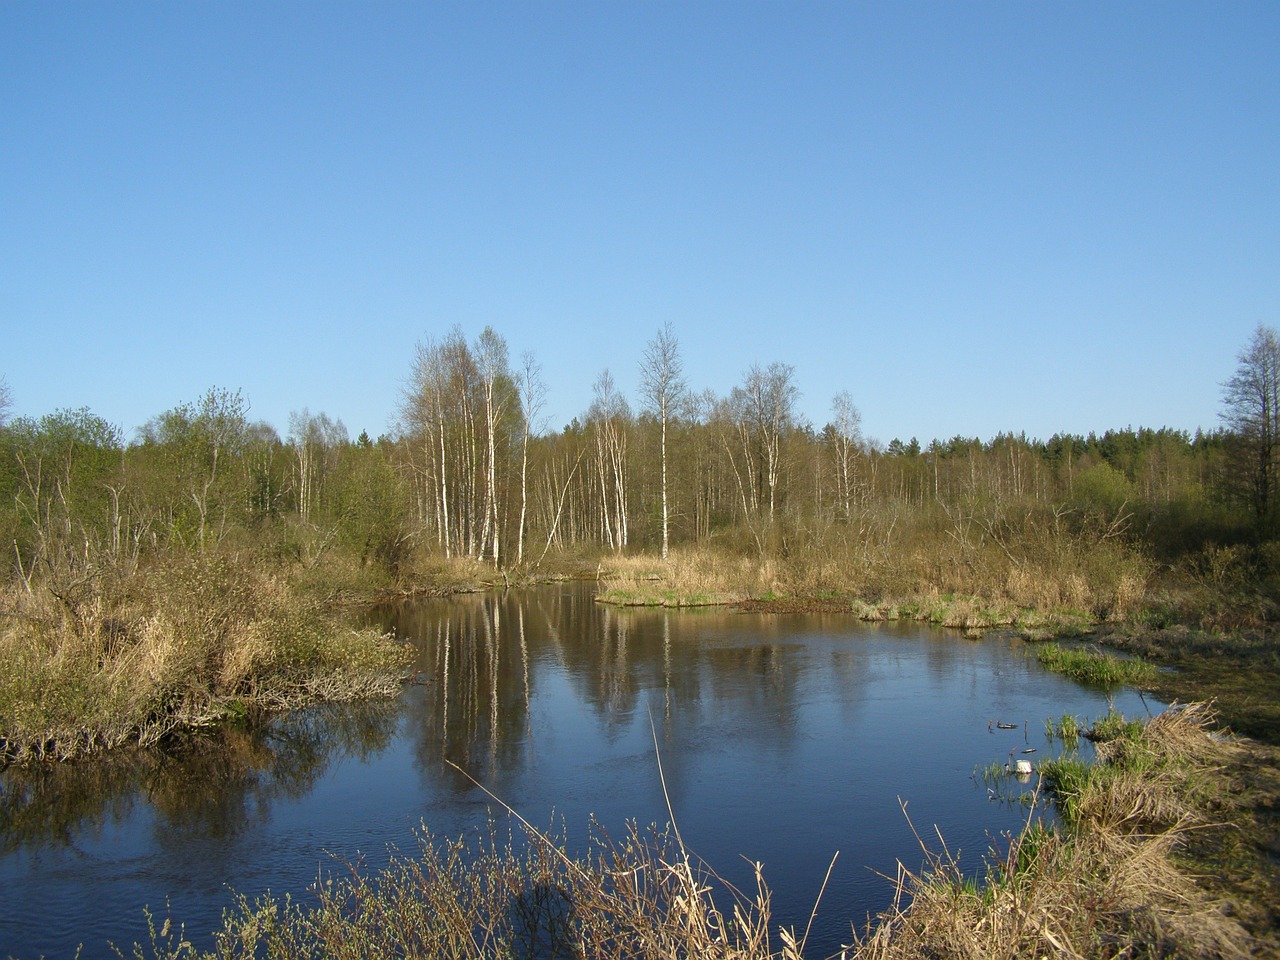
[168,817,790,960]
[0,549,410,763]
[596,510,1152,630]
[850,702,1259,960]
[596,547,781,607]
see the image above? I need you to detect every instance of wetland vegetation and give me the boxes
[3,324,1280,956]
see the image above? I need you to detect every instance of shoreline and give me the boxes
[5,563,1279,955]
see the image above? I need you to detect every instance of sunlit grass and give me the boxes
[595,546,772,606]
[1034,641,1156,689]
[1045,712,1082,747]
[855,702,1255,960]
[0,551,411,763]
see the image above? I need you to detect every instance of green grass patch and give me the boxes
[1087,707,1146,744]
[1014,608,1096,641]
[1045,713,1082,747]
[1034,642,1156,689]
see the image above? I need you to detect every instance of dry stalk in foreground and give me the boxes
[119,703,1269,960]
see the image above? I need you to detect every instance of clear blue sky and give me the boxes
[3,1,1277,446]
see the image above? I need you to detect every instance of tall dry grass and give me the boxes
[597,547,784,607]
[853,702,1259,960]
[0,549,410,763]
[594,499,1155,638]
[780,504,1153,623]
[122,731,810,960]
[124,818,794,960]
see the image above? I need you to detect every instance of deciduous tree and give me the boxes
[828,391,862,520]
[1221,324,1280,522]
[139,387,249,549]
[515,351,546,565]
[588,371,630,552]
[639,323,687,560]
[730,362,799,522]
[288,409,347,524]
[474,327,511,566]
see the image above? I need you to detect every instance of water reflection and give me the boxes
[1,584,1156,960]
[372,591,832,800]
[0,699,398,854]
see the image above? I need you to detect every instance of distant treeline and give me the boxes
[0,325,1270,599]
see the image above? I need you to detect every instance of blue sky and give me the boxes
[3,2,1277,446]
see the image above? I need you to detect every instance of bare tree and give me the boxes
[638,323,687,560]
[401,337,447,554]
[400,328,478,558]
[829,391,862,520]
[288,408,347,524]
[0,377,12,428]
[588,370,631,552]
[1222,324,1280,521]
[515,351,546,565]
[730,362,799,522]
[474,327,511,566]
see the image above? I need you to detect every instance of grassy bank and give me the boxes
[594,545,1125,633]
[0,542,607,766]
[857,702,1278,959]
[1094,623,1280,745]
[1032,641,1158,688]
[0,549,411,763]
[596,546,1280,742]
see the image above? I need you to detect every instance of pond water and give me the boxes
[0,583,1159,959]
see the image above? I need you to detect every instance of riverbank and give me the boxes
[594,548,1280,744]
[587,549,1280,955]
[856,701,1280,959]
[0,549,411,764]
[7,556,1279,958]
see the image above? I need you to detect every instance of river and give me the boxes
[0,582,1157,958]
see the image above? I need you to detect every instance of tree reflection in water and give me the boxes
[0,698,398,853]
[1,584,1159,960]
[379,587,829,817]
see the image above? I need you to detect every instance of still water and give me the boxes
[1,583,1157,958]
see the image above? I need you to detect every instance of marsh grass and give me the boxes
[1044,713,1081,747]
[853,701,1260,960]
[118,817,798,960]
[0,550,411,763]
[595,548,779,607]
[1099,624,1280,744]
[595,548,1119,648]
[1087,708,1146,744]
[1033,641,1157,689]
[848,594,1022,631]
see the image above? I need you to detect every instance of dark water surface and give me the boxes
[1,583,1157,958]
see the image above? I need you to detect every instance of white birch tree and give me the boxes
[588,370,631,552]
[515,351,546,565]
[638,323,687,560]
[828,391,862,520]
[474,327,511,566]
[730,362,798,522]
